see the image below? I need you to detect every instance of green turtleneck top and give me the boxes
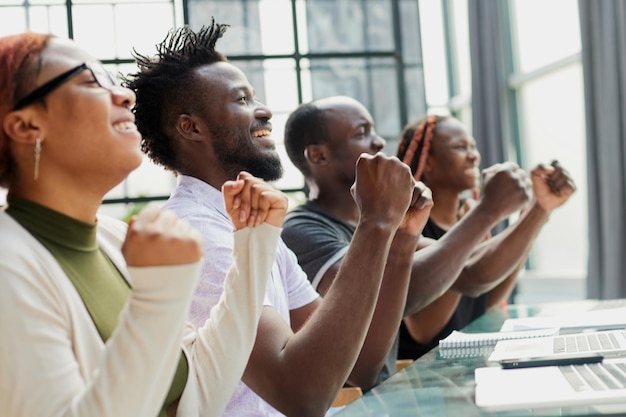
[7,196,188,417]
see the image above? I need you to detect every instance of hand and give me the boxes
[350,153,416,229]
[531,160,576,212]
[122,204,203,267]
[457,187,480,220]
[478,161,532,221]
[222,171,289,230]
[397,181,434,237]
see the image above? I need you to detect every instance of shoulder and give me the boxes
[0,211,42,260]
[0,212,62,294]
[164,176,224,216]
[284,201,345,230]
[284,201,321,222]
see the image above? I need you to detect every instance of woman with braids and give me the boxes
[0,31,288,417]
[395,114,577,360]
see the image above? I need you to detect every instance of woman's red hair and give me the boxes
[0,32,51,187]
[396,115,438,181]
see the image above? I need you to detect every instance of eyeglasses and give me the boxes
[13,62,120,111]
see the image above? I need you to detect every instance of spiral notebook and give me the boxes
[437,328,559,358]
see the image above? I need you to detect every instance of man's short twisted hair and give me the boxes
[124,19,228,171]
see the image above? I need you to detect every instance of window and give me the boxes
[509,0,587,278]
[1,0,423,216]
[418,0,586,291]
[1,0,588,291]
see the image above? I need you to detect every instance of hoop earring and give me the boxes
[34,137,41,181]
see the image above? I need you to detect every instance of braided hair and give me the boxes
[396,114,451,181]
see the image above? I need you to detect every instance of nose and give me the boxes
[112,86,136,109]
[373,133,386,152]
[254,101,273,120]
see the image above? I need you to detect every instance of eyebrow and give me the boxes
[354,119,373,129]
[230,85,255,97]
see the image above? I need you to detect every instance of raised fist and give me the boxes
[222,171,289,230]
[479,161,532,220]
[123,204,203,267]
[398,181,434,237]
[350,152,416,229]
[531,160,576,212]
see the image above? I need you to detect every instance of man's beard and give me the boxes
[212,127,284,182]
[239,152,284,182]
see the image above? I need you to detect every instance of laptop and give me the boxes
[475,358,626,411]
[488,328,626,362]
[500,306,626,333]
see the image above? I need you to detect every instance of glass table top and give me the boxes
[335,300,626,416]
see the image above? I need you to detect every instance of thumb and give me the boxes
[532,163,555,177]
[222,179,245,211]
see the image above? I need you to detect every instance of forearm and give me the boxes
[1,261,201,417]
[186,224,279,417]
[268,222,397,415]
[484,247,530,309]
[403,290,462,345]
[349,231,418,389]
[454,203,549,296]
[404,207,500,316]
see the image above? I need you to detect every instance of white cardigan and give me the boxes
[0,209,279,417]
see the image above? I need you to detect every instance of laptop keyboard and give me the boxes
[553,331,625,353]
[560,362,626,391]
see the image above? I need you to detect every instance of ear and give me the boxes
[2,110,41,145]
[176,114,203,142]
[304,144,328,166]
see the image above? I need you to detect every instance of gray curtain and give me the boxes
[468,0,510,236]
[468,0,508,168]
[579,1,626,299]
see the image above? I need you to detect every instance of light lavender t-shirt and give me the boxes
[163,175,320,417]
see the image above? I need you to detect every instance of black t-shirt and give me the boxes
[397,218,488,360]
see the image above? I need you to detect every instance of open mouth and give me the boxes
[252,129,271,139]
[465,166,480,177]
[113,121,138,132]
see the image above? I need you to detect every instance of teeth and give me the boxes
[113,121,137,131]
[252,129,271,138]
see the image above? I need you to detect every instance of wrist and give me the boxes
[469,202,504,228]
[357,214,401,234]
[390,230,420,255]
[526,200,551,221]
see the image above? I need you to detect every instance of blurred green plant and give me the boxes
[122,200,149,224]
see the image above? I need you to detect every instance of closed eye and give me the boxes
[75,72,99,87]
[453,143,477,151]
[355,125,370,137]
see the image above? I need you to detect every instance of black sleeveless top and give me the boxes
[397,218,488,359]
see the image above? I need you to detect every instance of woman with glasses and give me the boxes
[0,32,287,417]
